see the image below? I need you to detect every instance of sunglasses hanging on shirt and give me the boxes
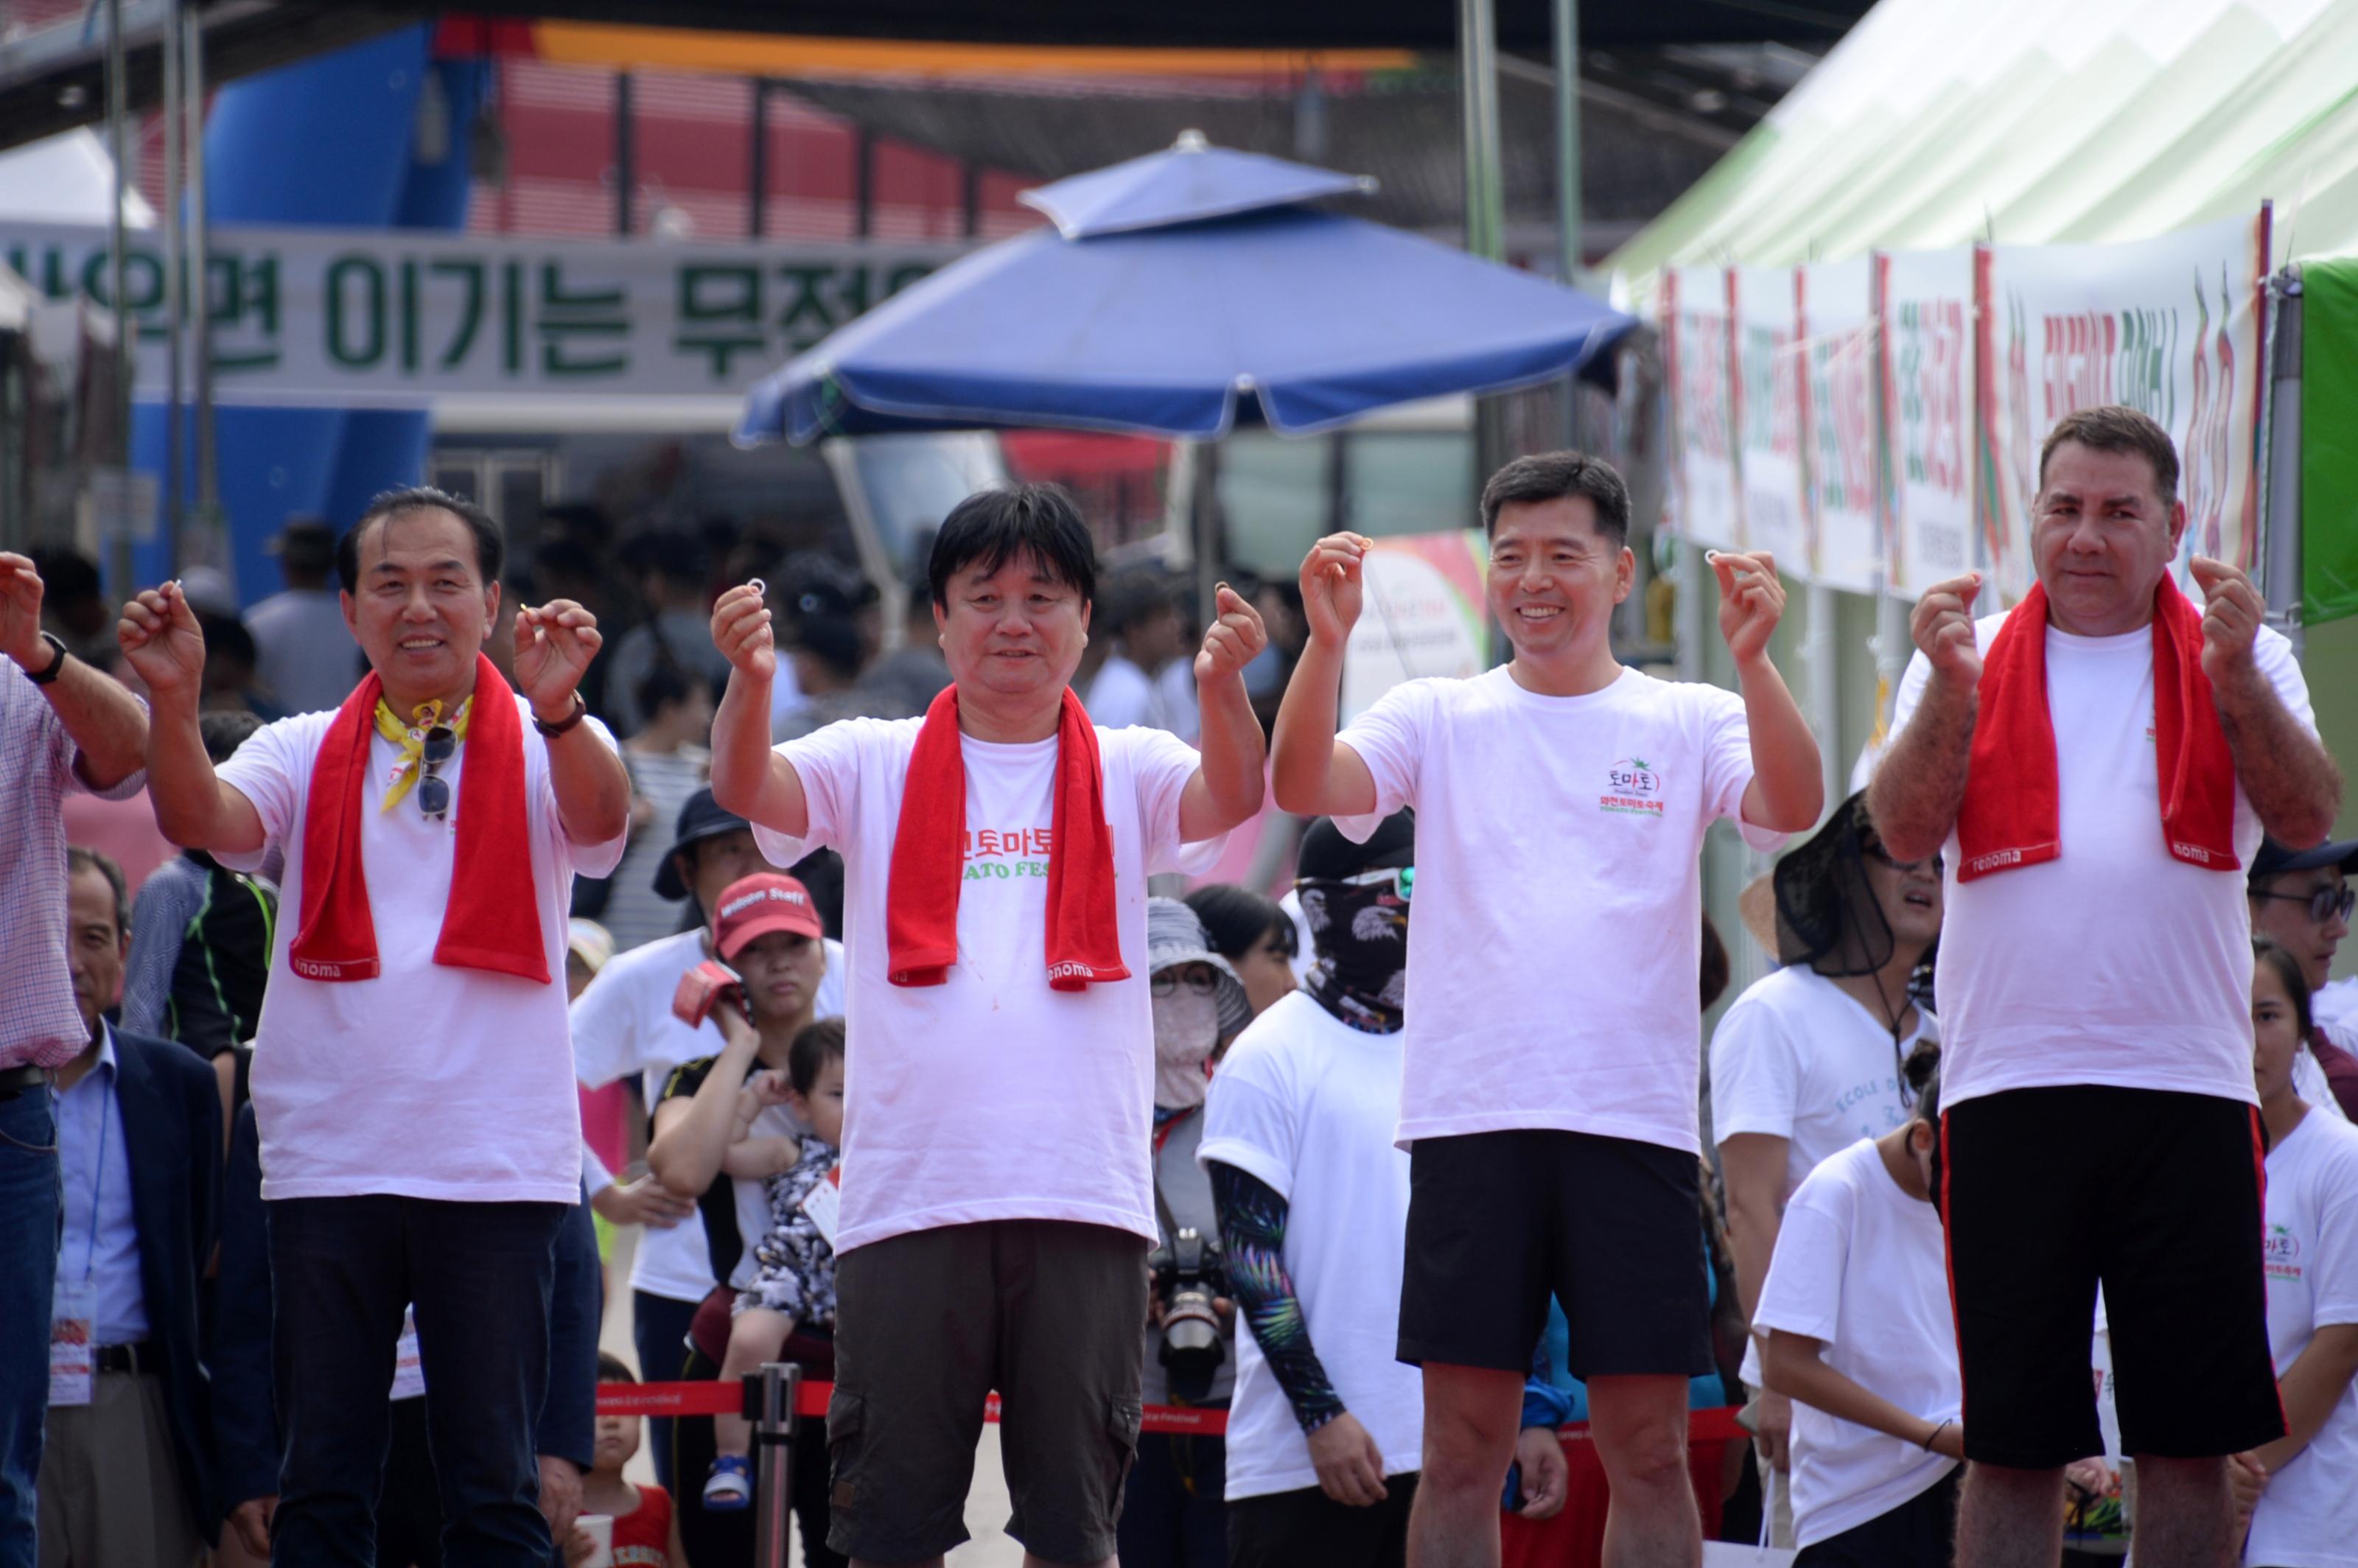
[416,725,457,822]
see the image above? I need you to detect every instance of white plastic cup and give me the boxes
[575,1513,614,1568]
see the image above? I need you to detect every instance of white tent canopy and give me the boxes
[0,128,155,228]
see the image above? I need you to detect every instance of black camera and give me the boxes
[1147,1227,1228,1403]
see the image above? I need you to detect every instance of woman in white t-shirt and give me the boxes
[2242,937,2358,1568]
[1755,1041,1962,1567]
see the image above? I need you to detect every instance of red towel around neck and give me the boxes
[287,654,550,984]
[1956,575,2238,883]
[886,685,1129,991]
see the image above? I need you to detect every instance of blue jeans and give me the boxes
[0,1086,58,1568]
[267,1196,566,1568]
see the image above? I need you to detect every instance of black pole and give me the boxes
[747,77,769,240]
[853,127,875,240]
[960,159,981,240]
[614,72,635,237]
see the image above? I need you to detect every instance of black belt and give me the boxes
[0,1064,47,1098]
[94,1343,153,1376]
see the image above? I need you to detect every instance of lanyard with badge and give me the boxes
[49,1079,110,1408]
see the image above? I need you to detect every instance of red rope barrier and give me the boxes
[596,1381,1750,1445]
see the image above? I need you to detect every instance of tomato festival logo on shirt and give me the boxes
[962,826,1054,881]
[1600,757,1667,817]
[2264,1222,2302,1281]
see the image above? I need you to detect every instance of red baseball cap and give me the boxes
[712,874,825,960]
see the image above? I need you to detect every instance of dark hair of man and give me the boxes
[788,1016,847,1098]
[2255,934,2317,1042]
[1101,571,1178,639]
[927,483,1096,610]
[634,659,699,726]
[195,610,259,673]
[1903,1038,1942,1124]
[198,708,264,766]
[66,845,128,935]
[596,1349,637,1383]
[1700,912,1730,1012]
[791,616,866,684]
[1479,450,1632,549]
[1184,884,1295,964]
[2035,405,2180,505]
[337,486,505,595]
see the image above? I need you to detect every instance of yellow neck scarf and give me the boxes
[374,696,472,812]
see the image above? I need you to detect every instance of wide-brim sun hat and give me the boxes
[1147,896,1253,1038]
[653,787,757,903]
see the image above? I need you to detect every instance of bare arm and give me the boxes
[1763,1329,1965,1460]
[0,552,147,789]
[1867,572,1984,864]
[1711,553,1822,833]
[707,585,811,837]
[514,601,632,845]
[1718,1133,1789,1326]
[646,1009,763,1198]
[116,585,267,853]
[2252,1323,2358,1474]
[1178,584,1270,841]
[721,1135,799,1182]
[1270,534,1380,818]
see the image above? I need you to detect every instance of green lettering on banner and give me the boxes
[502,260,524,376]
[399,259,420,373]
[208,253,283,372]
[677,263,767,380]
[326,255,386,368]
[430,258,486,369]
[537,261,627,377]
[777,264,835,348]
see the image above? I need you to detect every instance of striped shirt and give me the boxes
[1,664,145,1068]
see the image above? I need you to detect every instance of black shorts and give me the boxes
[825,1220,1147,1564]
[1941,1085,2284,1469]
[1399,1129,1713,1377]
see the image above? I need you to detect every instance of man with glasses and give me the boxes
[118,487,630,1566]
[1871,407,2343,1568]
[1273,451,1823,1568]
[1709,791,1942,1546]
[2250,836,2358,1118]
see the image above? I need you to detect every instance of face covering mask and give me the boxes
[1152,984,1220,1110]
[1297,876,1409,1033]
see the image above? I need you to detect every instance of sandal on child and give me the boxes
[703,1454,754,1511]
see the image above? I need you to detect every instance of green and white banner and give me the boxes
[0,220,961,407]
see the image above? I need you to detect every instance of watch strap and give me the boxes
[24,632,67,686]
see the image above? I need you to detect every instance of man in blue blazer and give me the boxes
[39,848,220,1565]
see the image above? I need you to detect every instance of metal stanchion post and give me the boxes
[752,1362,800,1568]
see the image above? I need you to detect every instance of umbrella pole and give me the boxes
[1460,0,1511,486]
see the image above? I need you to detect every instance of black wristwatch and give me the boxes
[531,690,590,738]
[23,631,66,687]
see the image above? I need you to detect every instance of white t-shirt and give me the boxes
[1752,1137,1960,1548]
[570,927,847,1303]
[2317,980,2358,1058]
[1197,990,1421,1500]
[754,716,1220,1254]
[1888,616,2312,1110]
[2245,1111,2358,1568]
[1336,665,1780,1153]
[1087,656,1159,731]
[1710,966,1922,1194]
[217,696,627,1203]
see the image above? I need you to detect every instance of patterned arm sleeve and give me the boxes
[1209,1159,1347,1433]
[121,862,200,1038]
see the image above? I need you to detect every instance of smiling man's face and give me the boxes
[934,552,1090,706]
[1484,494,1631,667]
[341,507,497,711]
[2032,441,2184,638]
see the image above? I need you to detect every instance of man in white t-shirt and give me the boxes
[1270,450,1825,1568]
[705,483,1269,1568]
[568,785,846,1497]
[1711,790,1941,1530]
[1869,405,2343,1568]
[119,486,632,1566]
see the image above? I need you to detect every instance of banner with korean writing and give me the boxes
[1661,266,1740,547]
[1339,530,1489,723]
[1877,248,1976,598]
[1798,257,1881,593]
[1975,208,2270,603]
[0,220,959,407]
[1733,266,1807,570]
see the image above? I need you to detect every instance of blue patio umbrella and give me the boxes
[737,132,1639,446]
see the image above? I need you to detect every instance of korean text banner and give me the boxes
[1976,208,2270,603]
[1798,256,1880,594]
[1877,248,1976,598]
[1339,531,1489,723]
[1,221,959,407]
[1662,266,1740,548]
[1734,265,1807,570]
